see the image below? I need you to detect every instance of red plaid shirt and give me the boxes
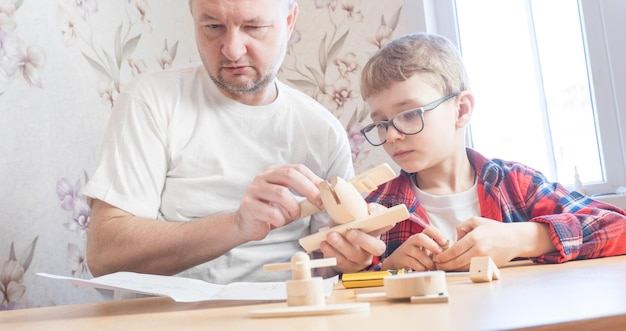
[366,148,626,268]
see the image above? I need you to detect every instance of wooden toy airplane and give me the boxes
[249,252,369,318]
[298,164,410,252]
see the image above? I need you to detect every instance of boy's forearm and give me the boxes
[517,222,556,258]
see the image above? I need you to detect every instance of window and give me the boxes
[430,0,626,195]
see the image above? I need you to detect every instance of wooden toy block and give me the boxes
[385,270,448,302]
[299,204,409,252]
[469,256,500,283]
[250,252,370,318]
[355,270,448,304]
[298,163,396,219]
[262,252,335,307]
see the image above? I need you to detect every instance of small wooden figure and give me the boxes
[469,256,500,283]
[249,252,370,318]
[263,252,334,307]
[355,270,448,304]
[298,163,410,252]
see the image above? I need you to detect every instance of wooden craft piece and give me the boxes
[299,204,409,252]
[262,252,335,307]
[319,177,369,224]
[384,270,447,298]
[250,252,370,318]
[298,163,407,252]
[298,163,396,219]
[355,270,448,304]
[469,256,500,283]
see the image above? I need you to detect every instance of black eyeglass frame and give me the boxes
[360,93,459,146]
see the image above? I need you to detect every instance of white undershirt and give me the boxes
[411,176,481,241]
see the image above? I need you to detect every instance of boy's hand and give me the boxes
[381,226,449,271]
[433,217,522,271]
[434,217,555,271]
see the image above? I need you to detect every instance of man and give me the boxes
[82,0,386,286]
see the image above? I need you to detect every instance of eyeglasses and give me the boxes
[360,93,458,146]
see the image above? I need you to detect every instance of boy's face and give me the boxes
[365,74,461,174]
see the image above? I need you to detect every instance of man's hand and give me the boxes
[235,164,324,240]
[318,203,393,273]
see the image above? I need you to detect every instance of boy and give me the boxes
[359,32,626,272]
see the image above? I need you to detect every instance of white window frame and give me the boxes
[406,0,626,195]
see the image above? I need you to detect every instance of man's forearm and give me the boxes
[86,199,250,276]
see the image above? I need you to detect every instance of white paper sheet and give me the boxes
[37,272,337,303]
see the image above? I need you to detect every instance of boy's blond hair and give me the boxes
[360,32,470,100]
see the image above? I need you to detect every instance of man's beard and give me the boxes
[209,68,275,95]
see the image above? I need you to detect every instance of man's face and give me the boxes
[190,0,296,104]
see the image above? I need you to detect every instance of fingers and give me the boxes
[320,230,385,273]
[456,217,481,240]
[433,217,488,270]
[435,219,487,270]
[422,226,450,248]
[434,237,472,267]
[238,186,292,228]
[261,164,324,209]
[241,164,324,228]
[345,229,387,256]
[380,232,443,271]
[397,244,437,271]
[382,248,435,271]
[405,233,440,270]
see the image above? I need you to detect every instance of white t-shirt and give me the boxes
[82,63,354,284]
[411,179,481,241]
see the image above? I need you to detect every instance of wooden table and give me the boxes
[2,256,626,330]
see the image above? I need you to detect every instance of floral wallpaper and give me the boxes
[0,0,407,309]
[281,0,405,171]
